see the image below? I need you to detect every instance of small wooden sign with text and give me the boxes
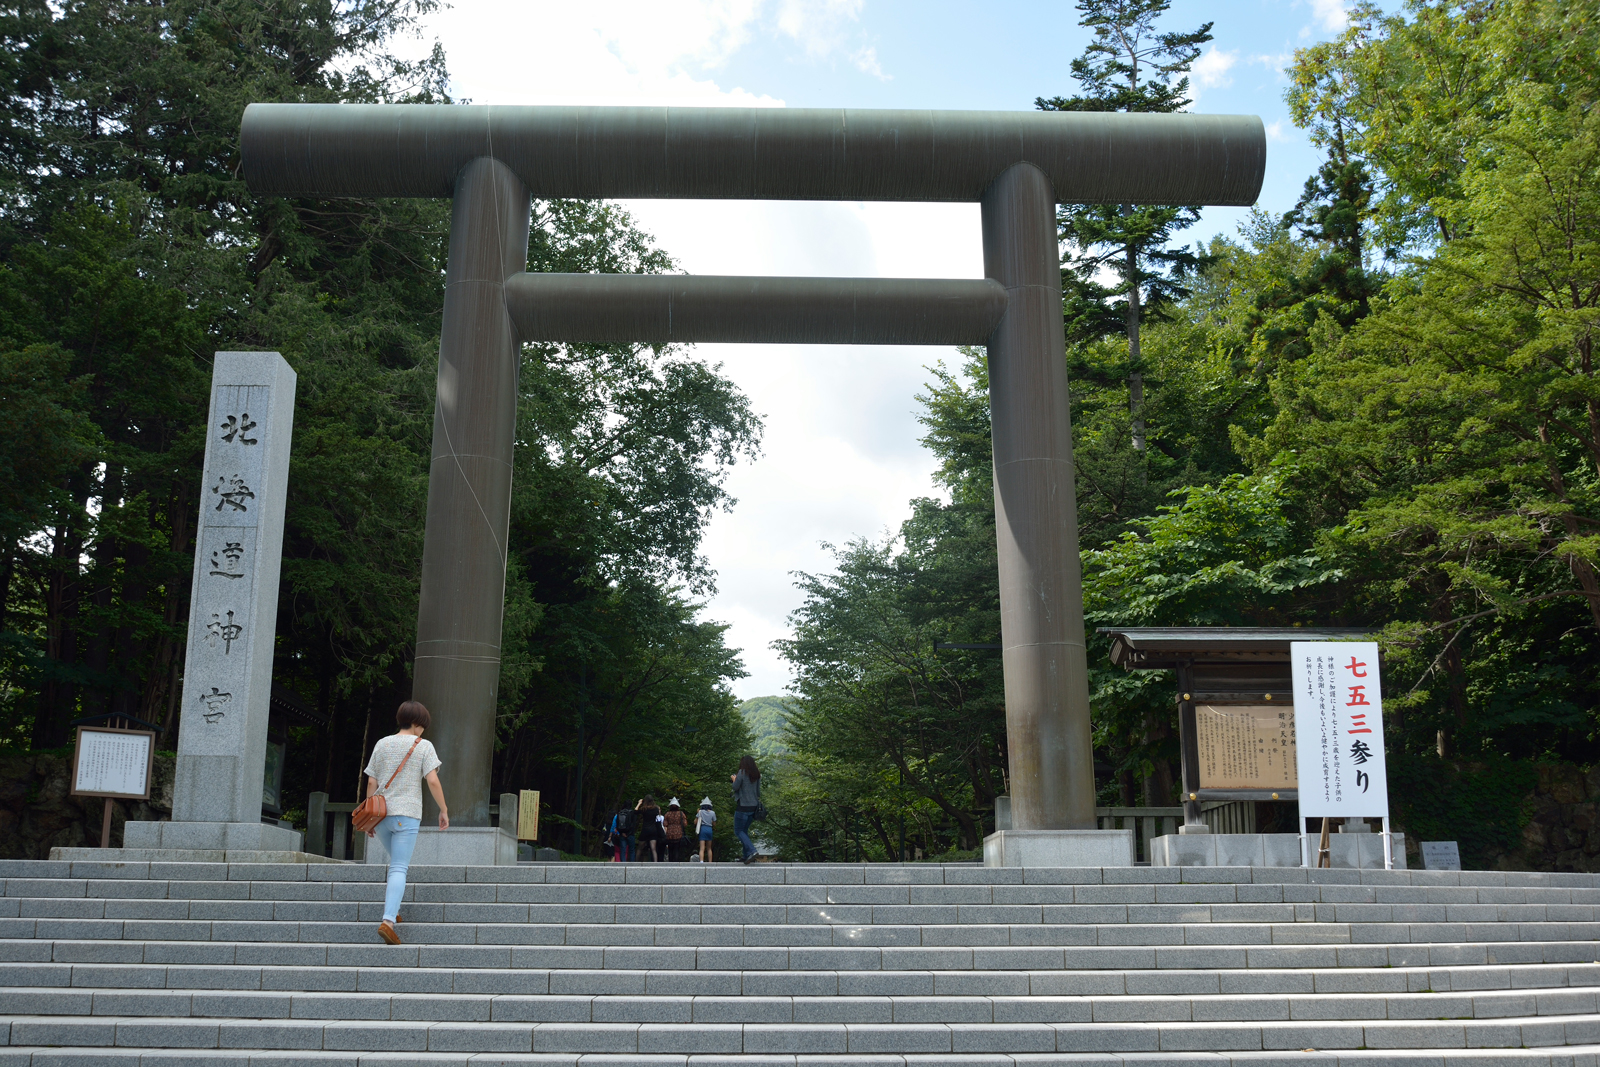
[70,726,155,801]
[517,789,540,841]
[1196,704,1298,792]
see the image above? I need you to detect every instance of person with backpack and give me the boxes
[730,755,761,864]
[695,797,717,862]
[360,700,448,946]
[662,797,690,861]
[610,805,638,861]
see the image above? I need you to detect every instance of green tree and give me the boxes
[0,1,763,859]
[767,353,1006,861]
[1286,0,1600,250]
[1082,472,1344,801]
[1245,81,1600,756]
[0,0,455,755]
[1037,0,1215,452]
[738,696,794,759]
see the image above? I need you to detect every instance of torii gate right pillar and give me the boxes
[981,163,1123,864]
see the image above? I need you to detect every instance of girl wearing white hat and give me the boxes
[695,797,717,862]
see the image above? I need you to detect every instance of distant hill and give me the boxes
[738,695,795,758]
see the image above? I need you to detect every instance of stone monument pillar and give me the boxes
[124,351,301,852]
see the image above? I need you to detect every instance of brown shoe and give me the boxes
[377,920,401,945]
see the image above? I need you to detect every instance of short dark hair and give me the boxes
[397,701,431,730]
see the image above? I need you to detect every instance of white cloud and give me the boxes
[1309,0,1349,32]
[1193,47,1238,90]
[775,0,866,57]
[1265,120,1286,141]
[852,45,891,81]
[1251,51,1294,78]
[624,198,982,697]
[426,2,780,107]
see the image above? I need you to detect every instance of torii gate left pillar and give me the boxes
[412,157,530,831]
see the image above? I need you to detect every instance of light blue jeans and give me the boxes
[734,810,756,859]
[373,814,419,922]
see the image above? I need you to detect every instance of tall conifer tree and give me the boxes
[1037,0,1214,452]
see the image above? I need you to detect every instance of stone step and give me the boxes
[9,899,1600,926]
[8,961,1600,996]
[5,983,1600,1024]
[2,1050,1600,1067]
[16,877,1600,908]
[6,939,1595,971]
[3,918,1598,949]
[12,860,1600,891]
[6,1012,1600,1054]
[49,848,343,864]
[14,886,1600,910]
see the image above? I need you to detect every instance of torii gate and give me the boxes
[241,104,1264,860]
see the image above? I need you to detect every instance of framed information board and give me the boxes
[517,789,541,841]
[1195,704,1297,792]
[70,726,156,801]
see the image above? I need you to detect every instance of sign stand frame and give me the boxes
[69,718,157,849]
[1298,816,1395,871]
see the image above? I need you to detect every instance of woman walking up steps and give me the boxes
[362,700,449,945]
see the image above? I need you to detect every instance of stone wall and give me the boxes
[1497,763,1600,872]
[0,752,175,860]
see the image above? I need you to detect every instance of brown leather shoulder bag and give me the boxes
[352,736,422,833]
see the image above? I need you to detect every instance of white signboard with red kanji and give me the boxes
[1290,641,1388,819]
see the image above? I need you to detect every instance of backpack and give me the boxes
[615,808,638,835]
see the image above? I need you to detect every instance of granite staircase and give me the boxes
[0,858,1599,1065]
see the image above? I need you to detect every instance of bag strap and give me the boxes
[379,736,423,794]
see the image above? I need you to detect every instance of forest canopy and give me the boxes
[765,0,1600,862]
[0,0,755,855]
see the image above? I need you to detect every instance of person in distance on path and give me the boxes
[730,755,760,864]
[695,797,716,863]
[637,794,665,861]
[662,797,690,861]
[363,701,449,945]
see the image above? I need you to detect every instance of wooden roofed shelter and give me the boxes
[1101,627,1373,836]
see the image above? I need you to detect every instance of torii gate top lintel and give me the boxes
[241,103,1265,206]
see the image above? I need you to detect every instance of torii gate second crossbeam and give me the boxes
[241,104,1266,861]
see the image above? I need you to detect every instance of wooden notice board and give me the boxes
[70,726,156,800]
[1195,704,1297,792]
[517,789,540,841]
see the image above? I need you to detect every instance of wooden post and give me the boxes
[1317,817,1333,868]
[100,798,113,850]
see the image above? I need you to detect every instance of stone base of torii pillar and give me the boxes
[982,830,1136,867]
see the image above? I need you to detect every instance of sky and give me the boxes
[406,0,1355,700]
